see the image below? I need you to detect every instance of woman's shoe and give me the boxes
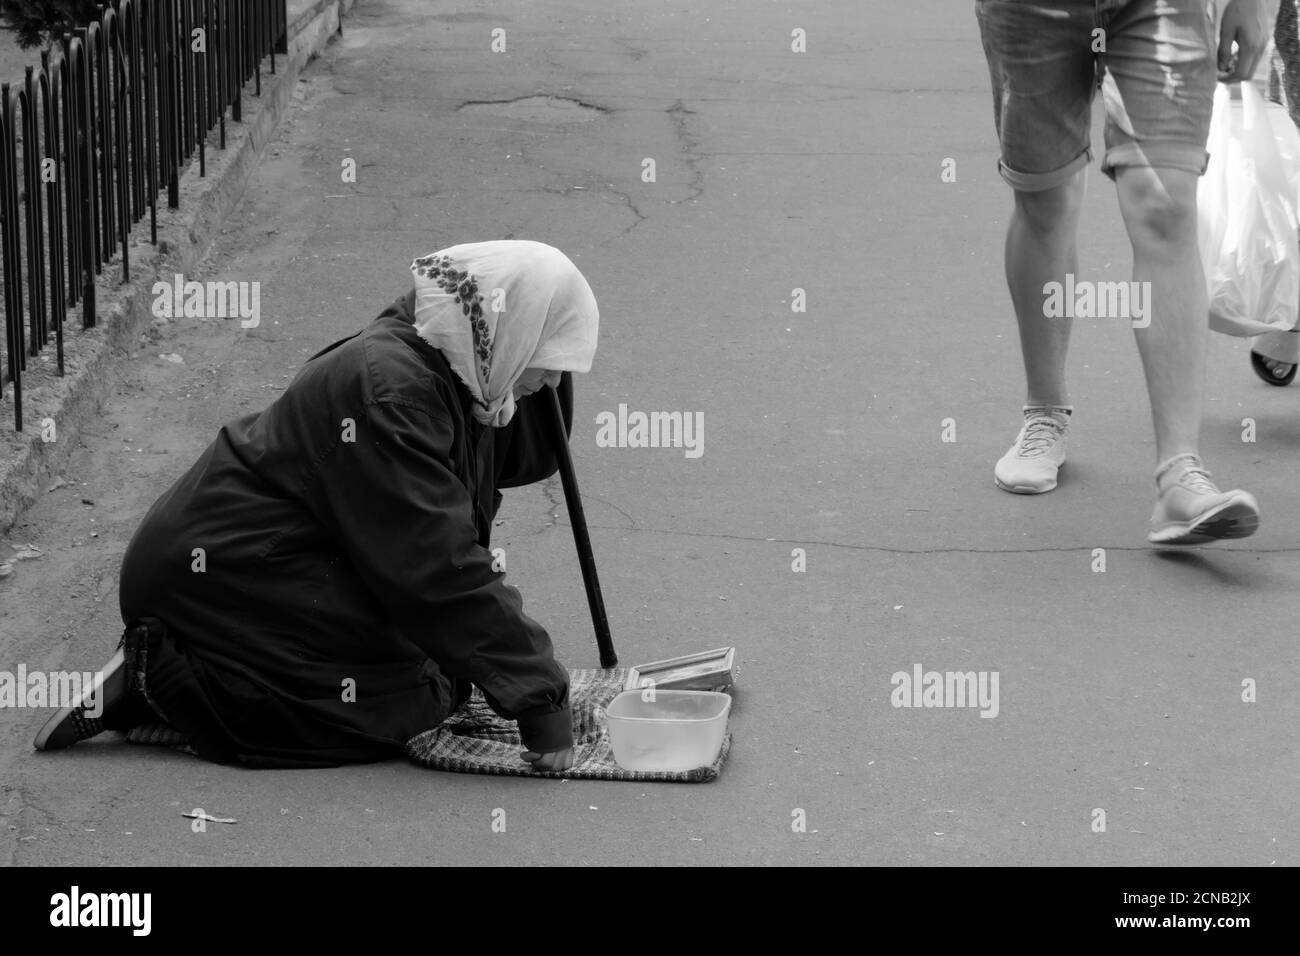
[33,649,127,751]
[1250,350,1297,386]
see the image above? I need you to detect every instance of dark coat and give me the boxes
[118,291,575,767]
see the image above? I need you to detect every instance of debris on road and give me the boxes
[182,810,237,825]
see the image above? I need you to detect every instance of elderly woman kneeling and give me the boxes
[35,240,599,772]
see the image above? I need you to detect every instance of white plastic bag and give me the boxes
[1198,81,1300,337]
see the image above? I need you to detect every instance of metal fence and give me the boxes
[1,0,288,432]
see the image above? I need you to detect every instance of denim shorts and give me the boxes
[975,0,1219,190]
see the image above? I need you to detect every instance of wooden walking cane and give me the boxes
[544,385,617,668]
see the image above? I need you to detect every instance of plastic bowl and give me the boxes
[605,689,731,772]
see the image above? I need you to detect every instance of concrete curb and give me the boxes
[0,0,358,536]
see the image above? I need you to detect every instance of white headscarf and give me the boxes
[410,240,599,427]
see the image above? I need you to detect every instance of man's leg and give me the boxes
[1097,0,1261,541]
[1007,171,1087,408]
[1113,162,1259,541]
[991,173,1088,494]
[1113,165,1205,465]
[975,0,1097,494]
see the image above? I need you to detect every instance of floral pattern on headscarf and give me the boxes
[413,253,493,391]
[409,240,599,427]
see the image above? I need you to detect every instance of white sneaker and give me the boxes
[994,405,1071,494]
[1148,454,1260,545]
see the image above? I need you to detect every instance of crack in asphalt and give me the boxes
[0,778,58,865]
[453,94,699,240]
[666,98,704,204]
[563,520,1300,556]
[587,494,637,530]
[610,186,648,239]
[529,478,564,537]
[455,94,612,115]
[612,37,649,62]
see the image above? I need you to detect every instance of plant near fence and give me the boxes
[0,0,287,432]
[0,1,101,51]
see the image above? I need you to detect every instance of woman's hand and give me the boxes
[521,747,575,772]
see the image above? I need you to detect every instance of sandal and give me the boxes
[1250,350,1297,386]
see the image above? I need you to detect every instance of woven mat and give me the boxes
[127,668,732,782]
[125,722,194,753]
[406,667,731,782]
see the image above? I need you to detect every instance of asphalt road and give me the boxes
[0,0,1296,866]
